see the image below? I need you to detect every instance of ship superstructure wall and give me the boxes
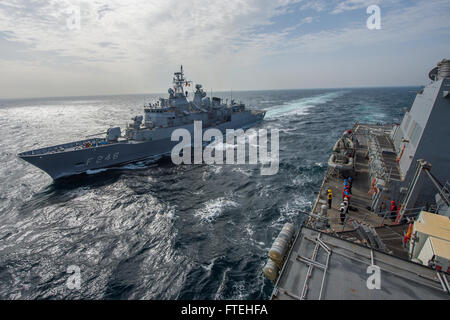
[392,78,450,207]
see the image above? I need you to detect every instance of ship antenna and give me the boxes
[173,64,187,96]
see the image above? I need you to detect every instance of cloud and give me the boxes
[0,1,301,65]
[332,0,382,14]
[0,0,449,98]
[270,0,450,55]
[299,0,327,12]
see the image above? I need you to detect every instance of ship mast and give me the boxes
[173,65,190,97]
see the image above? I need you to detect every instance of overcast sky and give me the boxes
[0,0,449,99]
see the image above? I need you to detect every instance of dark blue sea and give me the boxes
[0,88,417,299]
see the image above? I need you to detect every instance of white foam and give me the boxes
[214,267,231,300]
[245,224,254,237]
[202,256,221,275]
[231,167,252,177]
[230,280,247,300]
[86,168,108,175]
[265,91,346,119]
[274,196,313,226]
[195,197,239,223]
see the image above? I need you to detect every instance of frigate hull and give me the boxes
[19,113,265,179]
[19,139,170,180]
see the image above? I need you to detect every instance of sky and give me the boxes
[0,0,450,99]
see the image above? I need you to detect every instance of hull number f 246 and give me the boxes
[86,152,119,166]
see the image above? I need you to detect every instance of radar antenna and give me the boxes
[173,65,192,96]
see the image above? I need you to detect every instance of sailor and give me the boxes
[348,129,354,141]
[343,197,349,213]
[379,201,386,214]
[403,219,414,246]
[345,192,351,206]
[343,187,349,201]
[327,189,333,209]
[342,189,350,202]
[390,201,397,221]
[348,176,353,194]
[339,202,346,224]
[344,179,349,190]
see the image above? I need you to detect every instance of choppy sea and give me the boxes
[0,87,416,299]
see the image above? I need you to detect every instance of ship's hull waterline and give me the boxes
[19,114,265,180]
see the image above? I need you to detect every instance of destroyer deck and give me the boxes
[308,124,399,233]
[270,59,450,300]
[271,227,449,300]
[268,124,448,300]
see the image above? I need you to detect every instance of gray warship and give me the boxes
[18,66,266,179]
[264,59,450,299]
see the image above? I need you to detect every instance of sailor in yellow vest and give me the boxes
[327,189,333,209]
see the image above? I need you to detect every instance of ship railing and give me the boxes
[20,138,105,156]
[311,166,334,216]
[378,207,424,226]
[443,181,450,196]
[337,206,424,233]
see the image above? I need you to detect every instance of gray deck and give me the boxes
[307,124,399,233]
[338,224,409,259]
[272,227,450,300]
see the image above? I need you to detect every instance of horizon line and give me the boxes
[0,84,424,101]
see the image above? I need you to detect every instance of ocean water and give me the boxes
[0,88,417,299]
